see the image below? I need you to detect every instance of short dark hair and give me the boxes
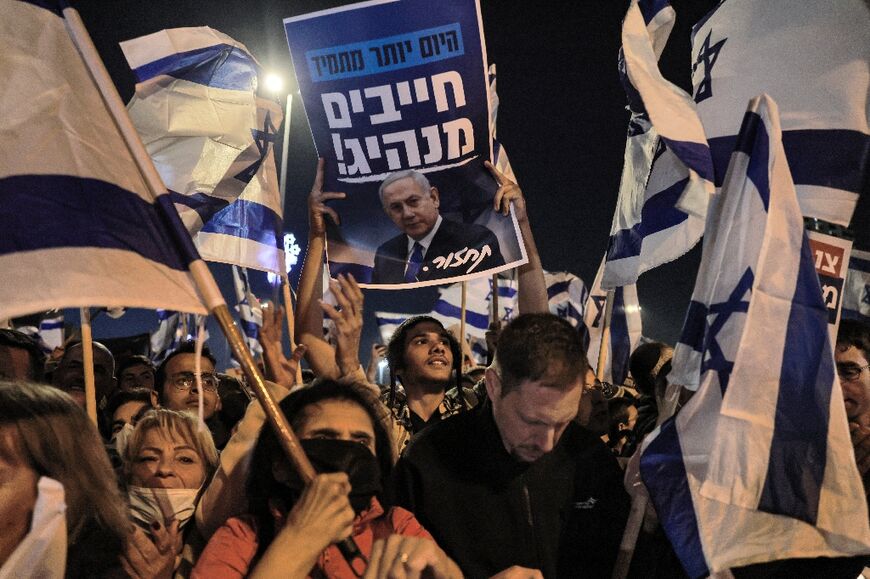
[101,387,155,439]
[494,313,587,395]
[0,329,46,382]
[837,319,870,360]
[247,379,394,558]
[154,341,217,401]
[116,355,154,379]
[629,342,673,396]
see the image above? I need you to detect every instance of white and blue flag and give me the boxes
[121,28,285,273]
[643,95,870,577]
[691,0,869,228]
[584,259,642,385]
[375,311,412,347]
[843,249,870,324]
[0,1,207,321]
[150,309,183,365]
[602,0,712,289]
[232,266,263,359]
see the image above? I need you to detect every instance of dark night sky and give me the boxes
[73,0,722,365]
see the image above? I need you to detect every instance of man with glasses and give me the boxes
[155,341,227,447]
[837,319,870,499]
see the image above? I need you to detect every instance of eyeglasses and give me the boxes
[170,372,219,392]
[837,363,870,382]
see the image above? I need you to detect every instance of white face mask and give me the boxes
[112,422,135,456]
[127,486,199,531]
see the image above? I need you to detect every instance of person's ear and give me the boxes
[430,186,440,208]
[485,367,501,400]
[149,389,159,408]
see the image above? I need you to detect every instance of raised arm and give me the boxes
[295,159,345,379]
[486,161,548,314]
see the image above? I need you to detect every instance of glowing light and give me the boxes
[267,233,302,285]
[263,73,284,95]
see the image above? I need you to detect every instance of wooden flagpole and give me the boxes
[66,11,365,570]
[491,274,500,325]
[596,289,615,381]
[78,307,98,425]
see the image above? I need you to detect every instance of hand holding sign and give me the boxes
[309,158,346,236]
[486,160,526,222]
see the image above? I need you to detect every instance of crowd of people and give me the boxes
[0,162,868,578]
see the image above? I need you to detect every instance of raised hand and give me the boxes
[309,158,346,236]
[485,160,526,222]
[319,273,364,378]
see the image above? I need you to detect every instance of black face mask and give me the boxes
[274,438,382,514]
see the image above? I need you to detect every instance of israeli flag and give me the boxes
[0,1,207,321]
[37,311,64,354]
[602,0,713,289]
[232,266,263,358]
[843,249,870,324]
[643,95,870,577]
[150,309,183,365]
[584,259,642,385]
[122,28,285,273]
[375,311,411,346]
[692,0,869,228]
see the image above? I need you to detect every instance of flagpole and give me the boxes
[78,307,98,425]
[62,5,320,486]
[491,274,499,325]
[281,272,304,385]
[460,281,467,357]
[278,93,293,205]
[596,289,615,381]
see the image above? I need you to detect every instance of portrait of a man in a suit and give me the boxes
[371,170,505,284]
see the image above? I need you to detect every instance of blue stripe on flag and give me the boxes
[498,285,516,298]
[609,287,631,385]
[735,112,770,211]
[200,199,282,247]
[0,175,192,270]
[21,0,63,15]
[758,235,831,524]
[547,281,571,300]
[606,177,690,261]
[240,318,259,339]
[433,300,489,330]
[640,418,709,578]
[170,191,230,225]
[39,321,64,330]
[680,300,708,353]
[131,44,259,91]
[377,316,407,326]
[709,129,869,194]
[659,137,715,182]
[637,0,670,23]
[852,256,870,272]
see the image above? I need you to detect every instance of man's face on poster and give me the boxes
[381,176,441,241]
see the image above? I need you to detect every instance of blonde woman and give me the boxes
[121,409,219,578]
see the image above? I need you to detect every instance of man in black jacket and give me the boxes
[393,313,630,578]
[372,169,504,284]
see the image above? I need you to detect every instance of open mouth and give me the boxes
[427,357,449,367]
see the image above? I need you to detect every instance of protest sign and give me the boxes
[284,0,525,288]
[806,230,852,344]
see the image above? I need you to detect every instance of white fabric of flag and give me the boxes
[843,249,870,324]
[121,28,285,273]
[601,0,712,289]
[232,266,263,358]
[375,312,411,346]
[643,95,870,577]
[150,310,183,365]
[196,98,285,273]
[584,258,642,385]
[0,1,207,320]
[431,272,588,363]
[691,0,869,228]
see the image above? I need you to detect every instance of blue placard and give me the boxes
[284,0,525,288]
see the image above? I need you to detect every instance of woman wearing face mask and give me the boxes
[0,381,130,578]
[121,408,219,578]
[192,379,461,579]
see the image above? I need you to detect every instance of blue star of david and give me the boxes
[590,295,606,328]
[556,304,569,319]
[692,30,727,103]
[502,306,514,321]
[700,267,753,394]
[862,284,869,306]
[234,109,279,183]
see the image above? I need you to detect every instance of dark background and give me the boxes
[71,0,725,368]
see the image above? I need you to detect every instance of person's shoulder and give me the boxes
[561,422,621,466]
[403,401,480,459]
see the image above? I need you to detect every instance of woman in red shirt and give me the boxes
[192,379,461,579]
